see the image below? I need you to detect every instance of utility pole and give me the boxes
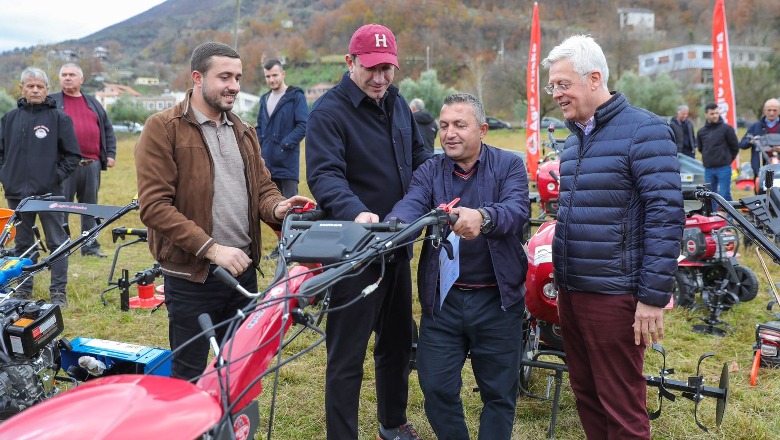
[426,46,430,71]
[233,0,242,50]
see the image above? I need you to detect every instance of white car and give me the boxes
[112,122,143,133]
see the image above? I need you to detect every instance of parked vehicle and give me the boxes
[112,121,143,133]
[540,116,566,130]
[486,116,511,130]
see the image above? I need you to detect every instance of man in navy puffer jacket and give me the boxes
[542,35,684,439]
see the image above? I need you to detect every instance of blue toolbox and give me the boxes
[60,337,172,377]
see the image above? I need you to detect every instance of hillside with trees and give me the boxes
[1,0,779,121]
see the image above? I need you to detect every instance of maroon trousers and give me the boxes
[557,290,650,439]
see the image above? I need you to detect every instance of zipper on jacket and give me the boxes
[562,139,586,285]
[621,221,626,275]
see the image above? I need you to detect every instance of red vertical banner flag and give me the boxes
[712,0,739,170]
[525,2,541,181]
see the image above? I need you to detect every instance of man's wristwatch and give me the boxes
[477,208,494,234]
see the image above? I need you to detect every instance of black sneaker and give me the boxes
[378,423,422,440]
[82,250,107,258]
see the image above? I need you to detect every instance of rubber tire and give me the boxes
[519,319,534,392]
[673,271,697,308]
[732,265,759,303]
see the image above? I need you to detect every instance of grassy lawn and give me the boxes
[7,128,780,439]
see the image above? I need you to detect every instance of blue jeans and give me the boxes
[417,286,523,440]
[705,164,733,210]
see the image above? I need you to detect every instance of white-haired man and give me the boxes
[542,35,684,439]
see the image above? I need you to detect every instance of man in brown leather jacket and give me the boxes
[135,42,312,380]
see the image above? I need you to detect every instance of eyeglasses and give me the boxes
[544,82,574,95]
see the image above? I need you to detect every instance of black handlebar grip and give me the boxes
[766,168,775,192]
[291,209,325,222]
[213,266,241,290]
[681,189,699,200]
[42,195,66,201]
[448,213,459,225]
[197,313,217,341]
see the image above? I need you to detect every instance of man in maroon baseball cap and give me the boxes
[348,23,399,69]
[306,22,431,440]
[344,24,400,103]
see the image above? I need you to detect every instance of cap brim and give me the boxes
[357,53,399,70]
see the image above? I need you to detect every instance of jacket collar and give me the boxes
[17,95,57,109]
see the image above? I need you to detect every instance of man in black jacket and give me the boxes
[306,24,431,440]
[697,102,739,209]
[51,62,117,258]
[0,67,81,306]
[670,104,696,158]
[410,98,437,152]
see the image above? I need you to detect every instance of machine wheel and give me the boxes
[673,271,697,308]
[732,265,759,303]
[519,319,535,392]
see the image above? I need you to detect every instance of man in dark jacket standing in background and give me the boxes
[51,62,117,258]
[306,23,431,440]
[410,98,437,152]
[542,35,684,439]
[697,102,739,208]
[387,93,529,440]
[0,67,81,307]
[256,59,308,198]
[670,104,696,158]
[739,98,780,191]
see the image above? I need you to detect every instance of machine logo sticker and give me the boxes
[233,414,251,440]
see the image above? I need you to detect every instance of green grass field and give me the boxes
[7,128,780,439]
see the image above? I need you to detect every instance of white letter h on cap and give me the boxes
[374,33,387,48]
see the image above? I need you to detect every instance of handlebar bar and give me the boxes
[21,200,139,273]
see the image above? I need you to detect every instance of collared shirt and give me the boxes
[575,116,596,136]
[191,106,251,254]
[767,119,779,129]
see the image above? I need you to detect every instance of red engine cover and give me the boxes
[0,375,221,439]
[685,214,727,233]
[525,221,560,325]
[537,160,560,202]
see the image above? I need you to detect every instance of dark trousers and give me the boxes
[164,266,256,380]
[557,290,649,440]
[325,261,412,440]
[417,287,523,440]
[6,198,68,295]
[272,178,298,199]
[62,161,102,253]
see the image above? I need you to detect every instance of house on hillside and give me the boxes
[137,92,177,112]
[638,44,771,88]
[135,77,160,86]
[95,83,142,108]
[306,82,333,105]
[617,8,655,39]
[93,47,109,60]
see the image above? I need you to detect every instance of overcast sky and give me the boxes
[0,0,167,53]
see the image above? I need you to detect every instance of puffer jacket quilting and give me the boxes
[552,93,684,307]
